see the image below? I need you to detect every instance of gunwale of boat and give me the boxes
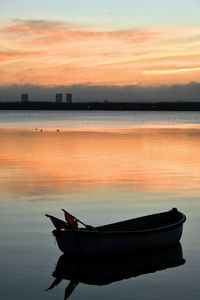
[94,209,186,233]
[53,209,186,235]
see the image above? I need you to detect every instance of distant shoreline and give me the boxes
[1,101,200,111]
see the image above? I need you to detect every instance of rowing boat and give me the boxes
[51,208,186,256]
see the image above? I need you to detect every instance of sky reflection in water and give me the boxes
[0,128,200,198]
[0,120,200,300]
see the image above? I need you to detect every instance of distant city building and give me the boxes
[21,93,29,103]
[66,93,72,104]
[55,93,63,103]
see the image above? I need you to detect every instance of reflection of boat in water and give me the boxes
[52,208,186,255]
[46,243,185,299]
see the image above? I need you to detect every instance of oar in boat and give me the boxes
[45,214,68,230]
[62,209,96,231]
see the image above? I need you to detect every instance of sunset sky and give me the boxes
[0,0,200,99]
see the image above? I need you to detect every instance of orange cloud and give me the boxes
[0,50,43,62]
[0,19,200,86]
[1,19,156,42]
[144,66,200,75]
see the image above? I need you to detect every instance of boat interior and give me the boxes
[96,209,184,232]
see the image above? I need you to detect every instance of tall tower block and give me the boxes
[21,93,29,103]
[66,93,72,104]
[55,93,63,103]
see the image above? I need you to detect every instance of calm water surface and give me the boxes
[0,111,200,300]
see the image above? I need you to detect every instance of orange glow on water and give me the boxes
[0,128,200,197]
